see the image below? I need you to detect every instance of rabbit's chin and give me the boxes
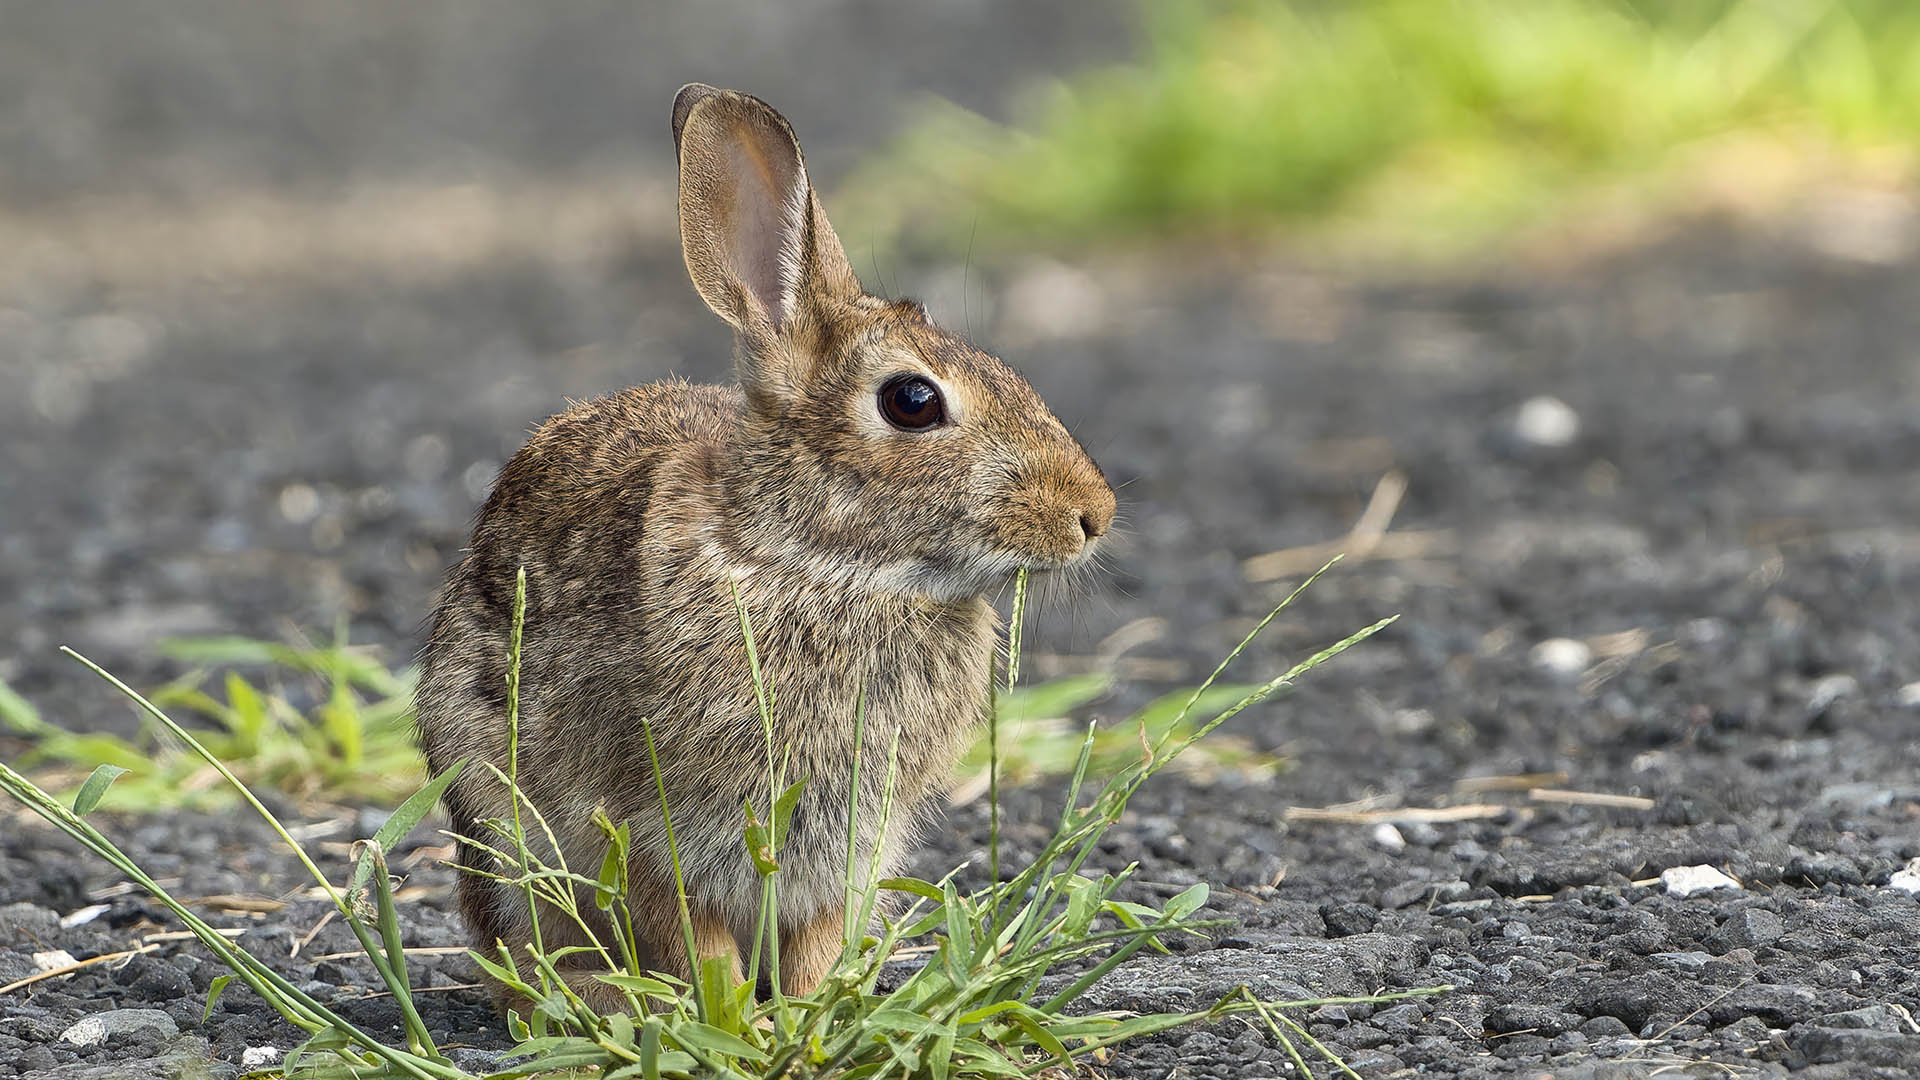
[880,546,1095,605]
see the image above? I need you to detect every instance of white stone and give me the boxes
[59,903,109,928]
[1894,682,1920,708]
[61,1009,177,1047]
[242,1047,284,1067]
[278,482,321,524]
[1887,858,1920,895]
[1513,395,1581,448]
[32,949,77,972]
[1530,638,1592,678]
[1370,823,1407,853]
[1806,674,1859,712]
[1661,864,1741,898]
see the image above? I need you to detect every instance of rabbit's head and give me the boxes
[673,84,1115,601]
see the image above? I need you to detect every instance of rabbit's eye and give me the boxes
[879,374,945,431]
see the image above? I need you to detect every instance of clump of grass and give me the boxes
[0,559,1436,1078]
[844,0,1920,259]
[0,631,419,811]
[2,639,1278,813]
[953,673,1281,802]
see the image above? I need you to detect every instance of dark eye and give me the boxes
[879,374,945,431]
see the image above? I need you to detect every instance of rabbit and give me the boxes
[414,83,1116,1015]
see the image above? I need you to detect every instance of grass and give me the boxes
[841,0,1920,260]
[0,560,1437,1078]
[0,630,421,811]
[1,636,1286,816]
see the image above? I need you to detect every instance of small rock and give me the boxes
[1311,1004,1351,1025]
[1886,857,1920,895]
[59,903,110,928]
[1792,1026,1920,1067]
[0,903,63,938]
[1788,852,1865,887]
[13,1043,57,1072]
[1805,673,1859,713]
[1485,1003,1576,1036]
[1895,681,1920,708]
[31,949,78,972]
[1661,864,1741,898]
[448,1048,507,1072]
[1579,1015,1632,1038]
[278,482,322,523]
[1319,902,1379,938]
[1709,983,1818,1027]
[1344,1048,1405,1073]
[1372,1003,1427,1033]
[1513,395,1581,449]
[60,1008,179,1047]
[1652,950,1713,969]
[1824,1004,1904,1032]
[242,1046,283,1067]
[1719,908,1786,948]
[1530,638,1591,679]
[1370,823,1406,852]
[113,953,192,998]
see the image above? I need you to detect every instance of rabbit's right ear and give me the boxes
[672,84,861,370]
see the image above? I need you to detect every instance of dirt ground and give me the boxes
[7,207,1920,1078]
[5,5,1920,1078]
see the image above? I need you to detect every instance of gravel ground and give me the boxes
[6,5,1920,1078]
[7,214,1919,1078]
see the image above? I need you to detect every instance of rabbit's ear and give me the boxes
[672,84,860,352]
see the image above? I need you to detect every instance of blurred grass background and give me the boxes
[6,0,1920,800]
[845,0,1920,260]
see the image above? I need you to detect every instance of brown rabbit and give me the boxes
[415,83,1115,1013]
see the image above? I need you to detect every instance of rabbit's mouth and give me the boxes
[885,540,1101,604]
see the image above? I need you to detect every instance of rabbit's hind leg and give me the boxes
[626,866,744,991]
[778,905,845,998]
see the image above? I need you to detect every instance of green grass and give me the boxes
[0,631,421,811]
[0,562,1433,1079]
[2,637,1286,815]
[842,0,1920,259]
[957,674,1281,800]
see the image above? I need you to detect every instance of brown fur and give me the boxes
[415,84,1115,1010]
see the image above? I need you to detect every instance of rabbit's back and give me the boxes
[415,382,743,857]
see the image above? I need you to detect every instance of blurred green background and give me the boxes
[4,0,1913,279]
[4,0,1918,802]
[853,0,1920,260]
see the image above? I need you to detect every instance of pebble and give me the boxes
[59,904,109,929]
[243,1046,284,1067]
[1512,395,1581,448]
[1530,638,1591,679]
[1896,681,1920,708]
[1370,823,1406,853]
[1719,908,1787,948]
[31,949,77,972]
[1886,857,1920,895]
[1805,673,1858,713]
[1825,1004,1905,1032]
[1660,864,1741,897]
[1652,950,1713,969]
[60,1008,178,1047]
[12,1044,57,1072]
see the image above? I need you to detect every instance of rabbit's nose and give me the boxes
[1076,495,1115,543]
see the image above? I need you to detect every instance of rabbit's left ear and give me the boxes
[672,84,862,358]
